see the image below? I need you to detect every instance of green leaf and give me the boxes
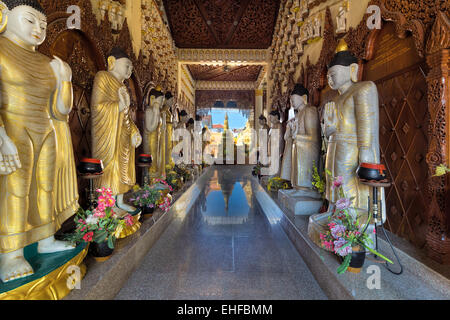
[360,243,393,264]
[337,254,351,274]
[107,236,115,249]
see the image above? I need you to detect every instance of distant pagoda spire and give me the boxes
[224,112,229,130]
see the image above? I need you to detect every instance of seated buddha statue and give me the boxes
[143,87,164,178]
[308,42,385,247]
[0,0,78,282]
[91,47,142,214]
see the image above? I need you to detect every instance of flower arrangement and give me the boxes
[152,178,173,212]
[267,176,292,191]
[319,176,393,274]
[434,164,450,177]
[166,170,183,191]
[130,179,173,213]
[130,184,163,210]
[174,164,191,182]
[66,188,133,249]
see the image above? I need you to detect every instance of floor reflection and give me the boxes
[199,168,251,225]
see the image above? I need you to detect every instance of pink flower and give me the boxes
[373,228,376,234]
[124,214,134,226]
[106,196,115,208]
[97,201,106,212]
[336,198,351,210]
[333,176,344,189]
[83,231,94,242]
[93,209,106,218]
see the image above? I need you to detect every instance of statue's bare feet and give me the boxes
[0,250,34,283]
[116,193,137,213]
[37,236,75,254]
[116,202,137,213]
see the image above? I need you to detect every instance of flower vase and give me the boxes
[89,241,114,262]
[347,245,366,273]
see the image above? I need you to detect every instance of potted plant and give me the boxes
[252,164,262,179]
[319,176,393,274]
[151,178,173,213]
[166,170,182,192]
[66,187,134,261]
[130,184,163,218]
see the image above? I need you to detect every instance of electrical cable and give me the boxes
[379,223,403,275]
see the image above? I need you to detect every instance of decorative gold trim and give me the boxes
[0,246,88,300]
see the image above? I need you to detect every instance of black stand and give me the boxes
[80,172,104,211]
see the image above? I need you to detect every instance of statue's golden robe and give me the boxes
[91,71,139,194]
[0,36,78,253]
[165,109,175,168]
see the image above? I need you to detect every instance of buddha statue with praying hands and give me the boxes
[0,0,79,283]
[143,87,164,178]
[91,47,142,214]
[308,41,385,247]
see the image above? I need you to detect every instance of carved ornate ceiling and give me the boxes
[163,0,281,49]
[187,64,263,81]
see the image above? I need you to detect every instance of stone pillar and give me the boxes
[425,11,450,264]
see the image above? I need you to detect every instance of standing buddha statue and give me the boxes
[0,0,78,282]
[91,47,142,214]
[163,92,175,169]
[290,84,320,191]
[308,41,385,247]
[143,87,164,178]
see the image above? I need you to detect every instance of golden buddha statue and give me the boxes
[163,92,175,168]
[308,42,385,246]
[143,87,164,178]
[290,84,320,190]
[91,48,142,214]
[0,0,79,282]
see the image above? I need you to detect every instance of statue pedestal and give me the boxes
[0,242,88,300]
[278,189,323,216]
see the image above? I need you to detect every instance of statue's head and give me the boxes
[107,47,133,81]
[2,0,47,48]
[327,50,358,91]
[149,87,164,109]
[269,110,280,125]
[258,114,267,126]
[179,110,188,123]
[194,114,202,132]
[290,84,308,110]
[164,91,174,108]
[186,118,194,130]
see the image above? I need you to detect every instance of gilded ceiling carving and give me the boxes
[163,0,280,49]
[187,64,263,81]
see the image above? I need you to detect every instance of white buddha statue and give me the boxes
[336,5,348,34]
[308,42,386,247]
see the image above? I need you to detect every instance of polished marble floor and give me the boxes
[115,166,327,300]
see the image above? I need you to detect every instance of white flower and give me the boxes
[85,215,99,225]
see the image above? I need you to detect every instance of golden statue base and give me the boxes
[0,244,88,300]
